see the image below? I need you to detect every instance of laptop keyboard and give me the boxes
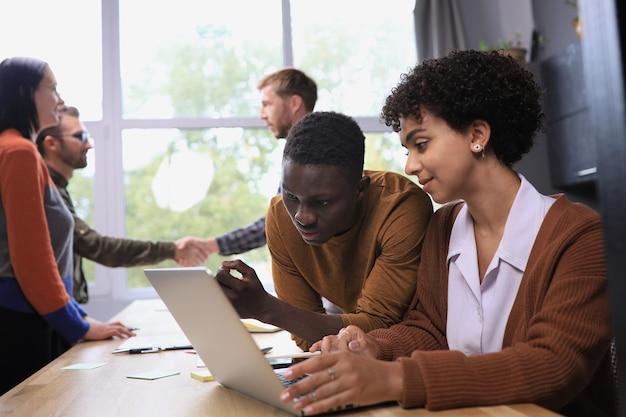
[275,370,360,414]
[275,370,308,388]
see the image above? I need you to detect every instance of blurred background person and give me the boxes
[201,68,317,258]
[0,57,134,395]
[37,105,209,303]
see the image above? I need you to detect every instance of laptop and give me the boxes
[145,267,331,416]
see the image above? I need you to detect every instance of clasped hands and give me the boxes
[279,326,404,415]
[174,237,213,267]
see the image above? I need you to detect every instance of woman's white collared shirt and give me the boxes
[446,175,556,355]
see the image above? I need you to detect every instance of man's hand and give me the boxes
[310,325,379,358]
[174,237,211,266]
[214,259,274,320]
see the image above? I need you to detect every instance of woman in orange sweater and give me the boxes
[279,50,616,416]
[0,57,134,395]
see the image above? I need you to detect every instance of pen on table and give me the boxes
[113,345,271,354]
[129,345,194,354]
[112,345,193,354]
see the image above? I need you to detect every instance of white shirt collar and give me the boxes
[447,174,555,273]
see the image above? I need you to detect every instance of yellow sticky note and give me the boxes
[191,370,215,382]
[241,319,281,333]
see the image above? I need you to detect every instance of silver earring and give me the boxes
[473,144,482,152]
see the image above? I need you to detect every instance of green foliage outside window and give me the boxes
[68,4,416,290]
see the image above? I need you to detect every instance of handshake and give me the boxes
[173,237,221,267]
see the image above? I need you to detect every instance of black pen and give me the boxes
[112,345,194,354]
[131,345,194,354]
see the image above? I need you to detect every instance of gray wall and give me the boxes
[532,0,580,62]
[531,0,598,208]
[458,0,534,51]
[457,0,597,208]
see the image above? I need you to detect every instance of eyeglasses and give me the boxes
[54,131,92,143]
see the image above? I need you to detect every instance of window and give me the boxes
[121,127,281,289]
[290,0,417,116]
[119,0,284,119]
[0,0,103,119]
[0,0,103,292]
[3,0,416,300]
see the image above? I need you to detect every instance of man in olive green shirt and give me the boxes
[37,106,208,303]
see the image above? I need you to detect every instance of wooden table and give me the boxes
[0,299,562,417]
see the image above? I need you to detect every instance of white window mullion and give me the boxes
[95,0,129,300]
[282,0,294,66]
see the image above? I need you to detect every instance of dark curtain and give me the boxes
[414,0,467,62]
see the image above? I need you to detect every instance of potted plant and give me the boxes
[479,32,528,64]
[566,0,582,39]
[480,31,548,64]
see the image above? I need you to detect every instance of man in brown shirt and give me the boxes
[215,111,433,350]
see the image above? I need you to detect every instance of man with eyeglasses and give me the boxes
[36,106,209,304]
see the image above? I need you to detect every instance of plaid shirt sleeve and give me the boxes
[215,216,267,255]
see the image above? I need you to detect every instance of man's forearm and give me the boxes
[215,216,267,255]
[259,296,344,346]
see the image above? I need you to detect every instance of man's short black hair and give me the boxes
[283,111,365,177]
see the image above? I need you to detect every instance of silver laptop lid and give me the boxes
[144,267,300,416]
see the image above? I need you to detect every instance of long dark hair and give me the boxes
[0,57,48,139]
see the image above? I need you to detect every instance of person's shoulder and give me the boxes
[365,170,421,192]
[268,193,283,209]
[420,201,464,245]
[431,200,464,222]
[0,129,36,151]
[365,170,431,208]
[47,165,67,188]
[536,195,604,252]
[366,169,411,182]
[267,193,288,221]
[538,196,603,244]
[549,194,601,223]
[0,129,39,167]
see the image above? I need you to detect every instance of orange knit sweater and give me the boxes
[370,197,616,416]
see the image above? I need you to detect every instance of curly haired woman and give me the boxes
[279,50,616,417]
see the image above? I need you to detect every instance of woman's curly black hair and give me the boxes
[381,49,544,166]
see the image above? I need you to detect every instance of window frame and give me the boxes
[88,0,397,301]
